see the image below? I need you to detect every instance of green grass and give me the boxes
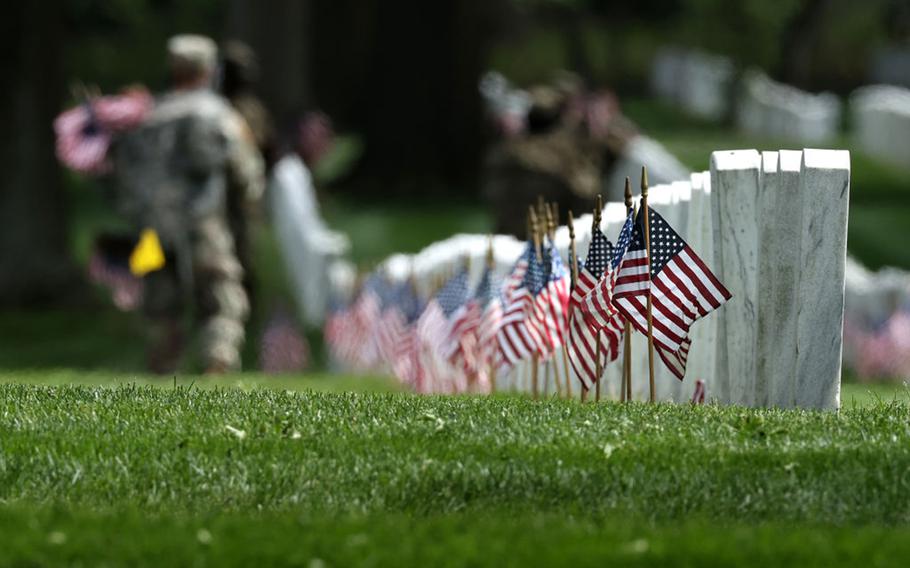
[3,508,910,567]
[0,385,908,565]
[11,98,908,565]
[0,368,901,407]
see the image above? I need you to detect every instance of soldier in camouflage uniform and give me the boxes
[111,35,265,374]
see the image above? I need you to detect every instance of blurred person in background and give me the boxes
[219,40,277,303]
[110,35,265,374]
[270,111,352,330]
[482,72,624,237]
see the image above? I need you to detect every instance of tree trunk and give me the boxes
[0,4,75,306]
[778,0,833,89]
[348,0,500,196]
[224,0,313,124]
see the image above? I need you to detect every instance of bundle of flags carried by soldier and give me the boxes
[326,168,731,401]
[54,86,153,175]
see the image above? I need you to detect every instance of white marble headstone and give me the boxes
[758,150,803,407]
[794,149,850,410]
[685,171,718,402]
[710,150,761,406]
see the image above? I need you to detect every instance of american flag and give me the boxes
[530,238,571,358]
[377,282,408,370]
[474,269,504,391]
[260,309,310,373]
[691,379,706,404]
[612,206,731,380]
[54,89,152,175]
[581,210,633,333]
[446,266,500,378]
[501,244,530,303]
[568,226,613,390]
[497,241,546,371]
[86,236,144,312]
[345,276,384,370]
[415,269,470,391]
[391,284,424,386]
[324,303,352,366]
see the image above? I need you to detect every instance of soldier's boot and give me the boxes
[147,318,185,374]
[201,315,245,374]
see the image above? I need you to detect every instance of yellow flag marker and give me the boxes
[129,228,166,276]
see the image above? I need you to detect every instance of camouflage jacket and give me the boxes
[110,88,265,250]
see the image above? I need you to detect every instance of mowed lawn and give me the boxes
[1,380,909,566]
[5,99,908,566]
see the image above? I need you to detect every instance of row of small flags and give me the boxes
[326,171,731,401]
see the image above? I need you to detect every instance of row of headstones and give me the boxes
[650,48,842,144]
[380,149,851,409]
[650,48,735,121]
[851,84,910,169]
[736,70,841,143]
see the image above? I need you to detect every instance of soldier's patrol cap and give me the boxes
[167,34,218,77]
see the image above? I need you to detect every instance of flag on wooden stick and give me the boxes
[612,206,731,380]
[497,241,546,371]
[568,226,613,390]
[530,238,571,359]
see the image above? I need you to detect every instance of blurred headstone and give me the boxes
[851,85,910,169]
[736,70,841,144]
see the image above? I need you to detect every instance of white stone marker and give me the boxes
[685,171,718,402]
[668,181,693,402]
[794,149,850,410]
[758,150,803,407]
[710,150,762,406]
[754,151,780,407]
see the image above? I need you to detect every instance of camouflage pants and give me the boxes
[143,217,249,373]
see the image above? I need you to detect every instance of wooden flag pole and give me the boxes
[486,236,497,395]
[546,202,556,240]
[641,167,656,403]
[529,205,542,399]
[623,178,634,402]
[564,209,578,400]
[546,205,563,398]
[567,210,579,288]
[593,195,604,403]
[543,359,552,396]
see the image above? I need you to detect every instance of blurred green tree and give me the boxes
[0,4,74,305]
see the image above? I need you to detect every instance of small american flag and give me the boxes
[691,379,706,404]
[612,206,731,380]
[392,285,424,386]
[54,89,152,175]
[416,269,469,392]
[87,245,144,312]
[501,244,530,303]
[260,309,310,373]
[530,238,571,358]
[568,227,614,390]
[581,210,633,334]
[377,282,408,372]
[497,242,546,371]
[474,269,504,391]
[447,266,500,376]
[345,277,383,370]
